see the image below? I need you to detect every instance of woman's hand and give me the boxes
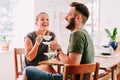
[36,34,43,45]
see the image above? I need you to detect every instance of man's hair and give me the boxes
[70,2,89,24]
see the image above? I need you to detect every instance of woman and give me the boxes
[23,12,57,73]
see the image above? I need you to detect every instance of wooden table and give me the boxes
[39,53,120,80]
[95,53,120,80]
[38,59,64,73]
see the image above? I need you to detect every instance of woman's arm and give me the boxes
[24,35,43,61]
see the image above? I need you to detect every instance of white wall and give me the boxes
[12,0,34,48]
[99,0,120,45]
[100,0,120,33]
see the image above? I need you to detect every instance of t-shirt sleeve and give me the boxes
[24,32,32,40]
[68,31,85,54]
[50,32,56,41]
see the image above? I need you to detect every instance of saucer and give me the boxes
[44,52,56,57]
[42,42,51,45]
[95,53,118,58]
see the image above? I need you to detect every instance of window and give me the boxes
[0,0,100,49]
[0,0,34,48]
[0,0,15,43]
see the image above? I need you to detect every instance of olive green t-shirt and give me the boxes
[67,28,94,80]
[67,28,94,63]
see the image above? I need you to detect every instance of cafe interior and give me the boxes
[0,0,120,80]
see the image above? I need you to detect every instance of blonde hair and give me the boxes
[35,12,48,22]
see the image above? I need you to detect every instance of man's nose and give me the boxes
[65,16,68,21]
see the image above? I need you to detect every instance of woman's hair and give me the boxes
[35,12,48,22]
[70,2,89,24]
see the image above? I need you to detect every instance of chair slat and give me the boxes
[14,48,25,80]
[63,62,100,80]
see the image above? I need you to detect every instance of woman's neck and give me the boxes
[35,29,50,36]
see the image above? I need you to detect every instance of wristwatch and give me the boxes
[56,48,61,60]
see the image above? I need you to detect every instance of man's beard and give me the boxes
[66,18,75,31]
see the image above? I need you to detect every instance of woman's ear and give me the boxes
[35,21,38,26]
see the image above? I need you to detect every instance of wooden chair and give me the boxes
[14,48,25,80]
[97,68,111,79]
[116,63,120,80]
[63,62,100,80]
[117,73,120,80]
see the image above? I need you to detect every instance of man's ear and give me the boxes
[75,15,81,22]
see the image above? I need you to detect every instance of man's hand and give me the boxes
[49,40,60,52]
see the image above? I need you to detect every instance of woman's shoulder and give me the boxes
[27,31,35,36]
[26,31,36,39]
[49,31,55,35]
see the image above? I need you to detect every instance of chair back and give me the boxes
[14,48,25,80]
[63,62,100,80]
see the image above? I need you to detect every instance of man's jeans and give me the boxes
[25,66,63,80]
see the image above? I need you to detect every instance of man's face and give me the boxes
[65,7,76,31]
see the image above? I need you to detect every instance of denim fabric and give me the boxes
[25,66,62,80]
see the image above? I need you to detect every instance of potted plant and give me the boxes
[1,35,9,51]
[105,27,118,50]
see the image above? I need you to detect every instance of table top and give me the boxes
[0,50,13,54]
[39,52,120,69]
[38,59,64,66]
[95,51,120,69]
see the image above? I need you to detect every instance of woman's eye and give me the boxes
[46,19,49,21]
[41,18,44,21]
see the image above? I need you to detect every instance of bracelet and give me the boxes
[57,48,61,52]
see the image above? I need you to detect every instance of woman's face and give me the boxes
[36,13,49,30]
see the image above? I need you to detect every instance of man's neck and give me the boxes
[71,24,83,32]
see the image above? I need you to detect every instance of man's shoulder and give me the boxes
[72,29,86,37]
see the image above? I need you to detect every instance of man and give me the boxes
[23,2,94,80]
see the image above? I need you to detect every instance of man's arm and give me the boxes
[58,50,82,64]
